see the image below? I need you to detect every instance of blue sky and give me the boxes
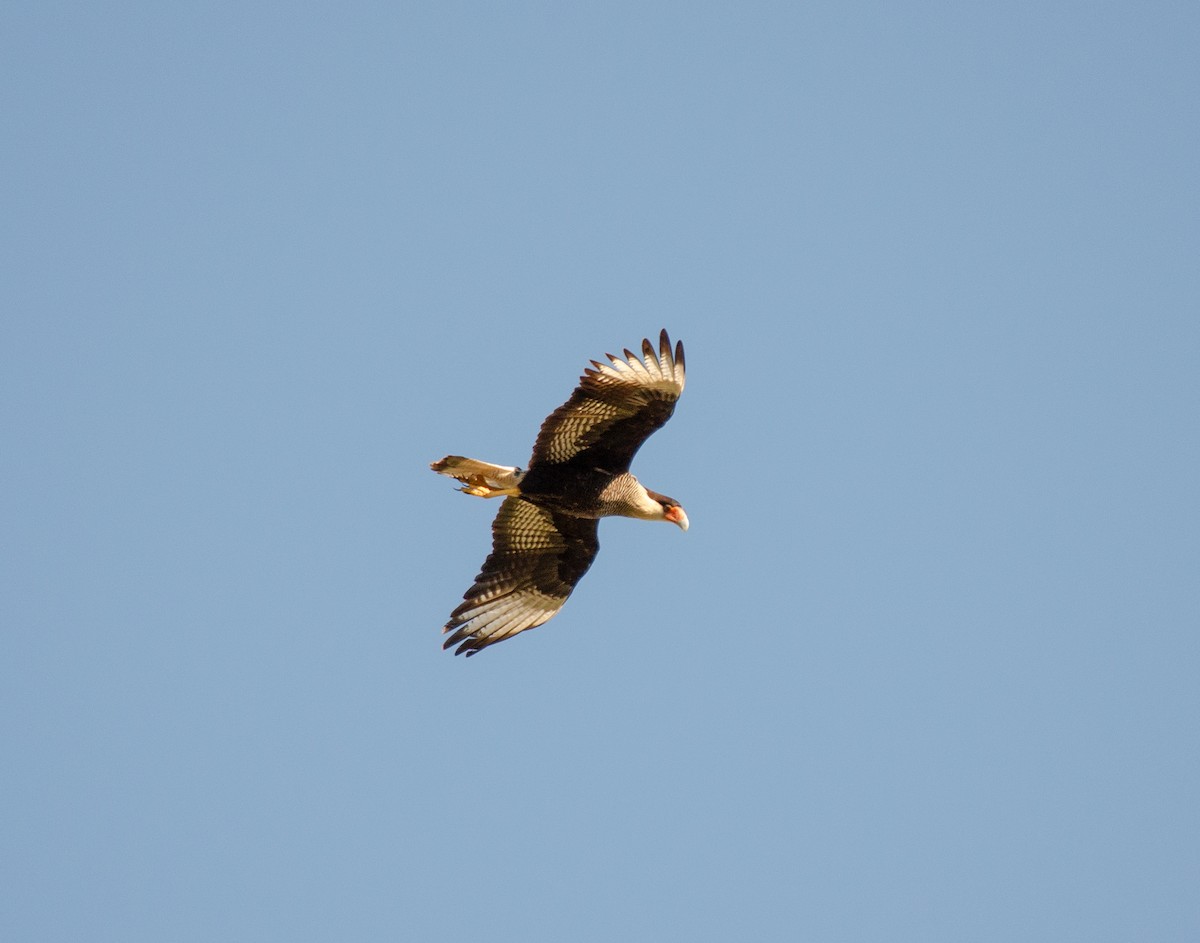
[3,2,1198,940]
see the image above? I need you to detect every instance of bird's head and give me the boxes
[647,490,690,532]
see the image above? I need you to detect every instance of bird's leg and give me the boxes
[460,475,519,498]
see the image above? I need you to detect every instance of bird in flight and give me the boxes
[431,329,688,656]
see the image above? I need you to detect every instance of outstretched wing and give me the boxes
[529,329,685,474]
[443,497,600,656]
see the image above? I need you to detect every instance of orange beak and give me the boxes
[664,505,690,532]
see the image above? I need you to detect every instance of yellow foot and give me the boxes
[459,475,519,498]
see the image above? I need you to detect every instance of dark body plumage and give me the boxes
[518,465,637,516]
[431,330,688,656]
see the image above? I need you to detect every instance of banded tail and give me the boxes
[430,456,525,498]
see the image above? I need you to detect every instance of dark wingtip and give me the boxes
[443,626,484,656]
[656,330,683,373]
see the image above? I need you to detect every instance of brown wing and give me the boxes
[442,497,600,656]
[529,329,685,474]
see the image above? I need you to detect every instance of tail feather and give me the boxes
[430,456,525,497]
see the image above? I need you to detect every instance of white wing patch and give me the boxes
[590,338,685,394]
[447,590,562,648]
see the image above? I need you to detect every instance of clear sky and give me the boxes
[3,2,1198,940]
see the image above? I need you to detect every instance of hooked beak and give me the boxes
[664,505,690,532]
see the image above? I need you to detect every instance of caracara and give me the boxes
[431,329,688,656]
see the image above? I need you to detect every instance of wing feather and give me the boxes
[529,329,685,472]
[442,497,600,656]
[641,337,661,379]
